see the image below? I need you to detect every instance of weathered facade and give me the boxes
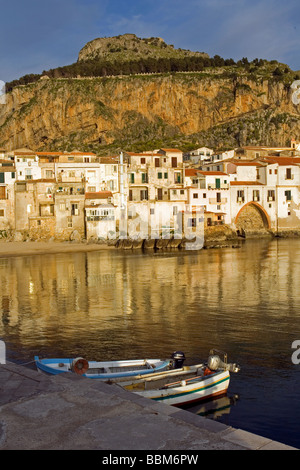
[0,144,299,242]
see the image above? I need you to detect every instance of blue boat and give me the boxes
[34,354,177,379]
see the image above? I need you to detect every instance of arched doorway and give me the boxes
[235,202,271,235]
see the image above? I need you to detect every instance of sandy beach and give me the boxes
[0,241,115,258]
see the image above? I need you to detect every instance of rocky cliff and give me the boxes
[1,37,300,154]
[78,33,208,63]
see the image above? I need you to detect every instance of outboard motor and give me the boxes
[207,352,240,373]
[170,351,186,369]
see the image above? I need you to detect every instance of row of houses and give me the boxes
[0,142,299,242]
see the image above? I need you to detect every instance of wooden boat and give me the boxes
[113,350,240,407]
[34,355,176,379]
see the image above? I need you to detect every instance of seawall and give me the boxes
[0,362,297,451]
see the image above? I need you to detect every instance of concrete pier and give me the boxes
[0,362,297,451]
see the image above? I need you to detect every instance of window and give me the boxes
[130,173,135,184]
[174,173,181,183]
[180,189,184,195]
[286,168,292,180]
[164,172,168,179]
[253,190,260,201]
[216,192,221,202]
[193,193,198,198]
[203,193,206,198]
[109,180,116,191]
[71,203,79,216]
[129,190,133,201]
[173,206,178,215]
[188,218,197,227]
[150,208,155,215]
[140,189,148,200]
[237,190,244,202]
[67,217,72,228]
[0,209,4,217]
[59,203,66,211]
[142,173,148,183]
[285,190,292,201]
[11,172,15,179]
[268,190,275,201]
[157,172,162,179]
[46,170,53,178]
[140,157,145,164]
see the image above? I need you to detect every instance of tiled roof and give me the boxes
[159,148,182,152]
[185,169,201,176]
[36,152,62,156]
[197,171,228,175]
[85,191,113,199]
[260,157,300,166]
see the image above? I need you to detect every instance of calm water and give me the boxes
[1,238,300,448]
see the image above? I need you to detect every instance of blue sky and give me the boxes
[1,0,300,82]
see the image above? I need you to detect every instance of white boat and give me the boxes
[114,350,240,407]
[34,351,185,380]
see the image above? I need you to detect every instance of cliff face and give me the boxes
[0,71,299,153]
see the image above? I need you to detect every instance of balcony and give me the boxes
[209,197,228,204]
[207,184,229,190]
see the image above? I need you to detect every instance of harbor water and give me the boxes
[1,238,300,448]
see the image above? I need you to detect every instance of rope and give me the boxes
[18,359,37,365]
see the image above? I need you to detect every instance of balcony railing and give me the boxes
[209,197,228,204]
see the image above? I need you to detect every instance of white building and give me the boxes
[189,147,214,164]
[13,150,41,181]
[185,169,232,225]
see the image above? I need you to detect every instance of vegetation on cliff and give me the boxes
[7,34,299,92]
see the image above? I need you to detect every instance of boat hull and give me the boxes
[132,370,230,407]
[34,356,170,379]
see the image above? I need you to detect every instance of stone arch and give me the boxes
[235,202,271,233]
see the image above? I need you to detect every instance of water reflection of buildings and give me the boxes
[0,239,300,356]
